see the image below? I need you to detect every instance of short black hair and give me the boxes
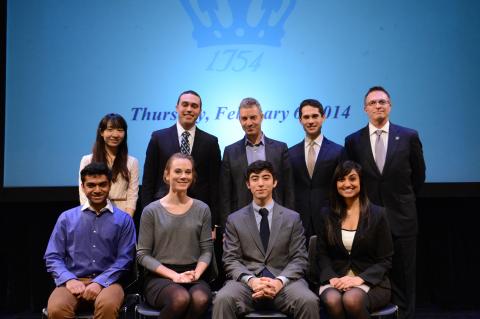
[364,86,391,104]
[299,98,325,118]
[177,90,202,108]
[80,162,112,183]
[245,160,277,181]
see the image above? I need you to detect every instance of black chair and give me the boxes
[371,303,399,318]
[244,310,289,318]
[41,304,128,319]
[307,235,398,318]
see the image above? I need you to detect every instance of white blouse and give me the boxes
[79,154,139,214]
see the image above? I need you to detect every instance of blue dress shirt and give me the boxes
[245,134,266,164]
[44,202,136,287]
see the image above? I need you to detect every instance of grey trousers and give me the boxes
[213,279,319,319]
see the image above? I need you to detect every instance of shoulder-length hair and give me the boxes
[326,160,371,245]
[92,113,129,184]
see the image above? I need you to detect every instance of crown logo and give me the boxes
[180,0,297,47]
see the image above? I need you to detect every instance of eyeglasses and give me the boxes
[366,99,390,106]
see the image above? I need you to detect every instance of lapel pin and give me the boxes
[395,136,400,140]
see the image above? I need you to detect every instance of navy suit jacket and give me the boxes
[141,124,221,226]
[219,136,295,227]
[288,137,345,238]
[344,123,426,236]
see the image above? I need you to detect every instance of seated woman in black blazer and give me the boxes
[314,160,393,319]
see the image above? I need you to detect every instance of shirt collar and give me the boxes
[252,199,274,215]
[244,133,265,147]
[304,133,324,148]
[176,121,196,138]
[369,121,390,136]
[81,199,114,214]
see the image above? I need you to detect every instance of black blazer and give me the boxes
[219,136,295,227]
[141,124,221,226]
[288,137,345,238]
[344,123,426,236]
[313,204,393,287]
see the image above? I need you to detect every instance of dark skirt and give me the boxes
[143,263,211,308]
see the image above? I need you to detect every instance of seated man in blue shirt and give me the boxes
[44,162,136,319]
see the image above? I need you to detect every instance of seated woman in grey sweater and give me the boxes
[137,153,213,319]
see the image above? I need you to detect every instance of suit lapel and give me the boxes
[350,215,364,254]
[264,136,273,162]
[312,138,330,178]
[191,127,202,157]
[360,126,381,176]
[265,204,283,258]
[244,205,265,254]
[383,123,400,174]
[295,142,310,180]
[237,139,249,180]
[168,125,181,152]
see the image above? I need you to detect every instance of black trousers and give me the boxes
[391,235,417,319]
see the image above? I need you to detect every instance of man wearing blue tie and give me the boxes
[213,160,319,319]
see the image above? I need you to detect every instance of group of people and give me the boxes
[44,86,425,319]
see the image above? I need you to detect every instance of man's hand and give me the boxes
[261,278,283,299]
[66,279,86,298]
[82,282,103,301]
[249,277,283,300]
[248,277,267,299]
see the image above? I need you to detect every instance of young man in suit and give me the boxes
[219,97,294,227]
[344,86,426,319]
[213,160,319,319]
[141,90,221,230]
[288,99,345,239]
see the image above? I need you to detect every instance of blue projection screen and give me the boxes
[3,0,480,187]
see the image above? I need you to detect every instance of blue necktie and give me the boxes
[259,208,270,252]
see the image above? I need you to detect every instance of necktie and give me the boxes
[180,131,190,155]
[307,141,316,178]
[259,208,270,252]
[375,130,386,173]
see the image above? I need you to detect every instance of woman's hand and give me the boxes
[173,270,196,283]
[335,275,365,291]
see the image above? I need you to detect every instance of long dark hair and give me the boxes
[326,160,370,245]
[92,113,129,184]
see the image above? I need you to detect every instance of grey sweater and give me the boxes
[137,199,213,273]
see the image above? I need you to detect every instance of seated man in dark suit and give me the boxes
[219,97,294,227]
[141,90,221,231]
[44,162,136,319]
[213,160,319,319]
[289,98,345,239]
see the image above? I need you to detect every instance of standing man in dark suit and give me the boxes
[141,90,221,229]
[289,99,345,239]
[345,86,426,319]
[220,97,294,227]
[213,160,319,319]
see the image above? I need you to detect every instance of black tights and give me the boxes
[320,287,370,319]
[147,281,211,319]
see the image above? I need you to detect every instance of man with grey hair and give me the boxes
[219,97,294,227]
